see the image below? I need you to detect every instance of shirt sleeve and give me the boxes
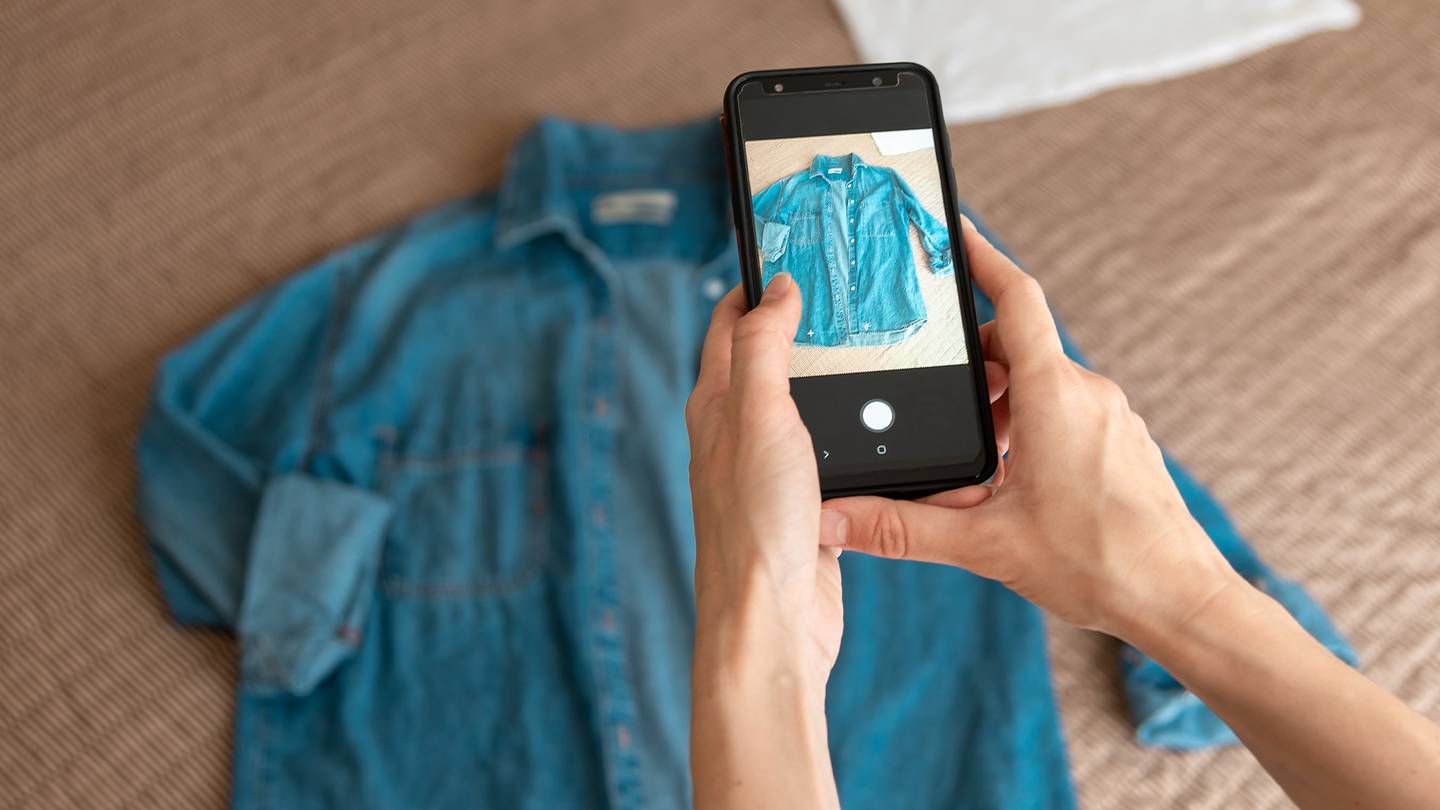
[751,178,791,264]
[136,240,394,695]
[895,173,953,275]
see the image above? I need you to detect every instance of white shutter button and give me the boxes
[860,399,894,433]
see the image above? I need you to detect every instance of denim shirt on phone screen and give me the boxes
[135,117,1351,809]
[751,153,952,347]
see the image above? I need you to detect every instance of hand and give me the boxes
[686,271,1010,685]
[820,219,1243,645]
[686,272,841,689]
[685,273,842,809]
[686,270,1011,810]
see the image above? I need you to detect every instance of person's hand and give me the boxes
[685,271,1010,684]
[685,273,843,809]
[685,270,1010,810]
[686,272,842,688]
[820,219,1243,645]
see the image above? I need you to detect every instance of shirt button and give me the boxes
[850,285,856,291]
[617,725,632,751]
[701,277,726,301]
[862,322,871,330]
[593,397,609,419]
[592,505,607,526]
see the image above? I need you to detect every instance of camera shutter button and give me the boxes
[860,399,894,433]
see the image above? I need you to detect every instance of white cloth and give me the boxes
[833,0,1361,123]
[870,128,935,155]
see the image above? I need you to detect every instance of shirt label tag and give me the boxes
[591,190,677,225]
[827,167,843,174]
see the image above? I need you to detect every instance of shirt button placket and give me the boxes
[586,299,641,806]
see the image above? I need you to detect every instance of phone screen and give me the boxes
[731,68,992,494]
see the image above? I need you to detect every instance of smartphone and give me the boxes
[722,63,996,499]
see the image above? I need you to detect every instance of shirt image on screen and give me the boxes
[744,129,966,379]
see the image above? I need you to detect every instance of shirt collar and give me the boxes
[808,152,867,183]
[495,116,726,250]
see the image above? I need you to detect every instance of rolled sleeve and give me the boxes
[238,475,392,695]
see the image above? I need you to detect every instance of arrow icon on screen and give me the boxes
[821,450,830,460]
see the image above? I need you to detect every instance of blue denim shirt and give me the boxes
[752,153,952,347]
[136,117,1351,809]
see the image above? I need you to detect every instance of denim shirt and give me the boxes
[136,117,1351,809]
[752,153,952,347]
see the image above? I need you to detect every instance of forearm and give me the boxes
[691,593,839,810]
[1128,564,1440,809]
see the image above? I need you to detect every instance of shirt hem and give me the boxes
[796,318,926,347]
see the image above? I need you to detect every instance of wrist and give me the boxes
[694,583,821,698]
[1122,572,1297,708]
[1117,550,1267,660]
[1102,522,1252,652]
[691,589,836,810]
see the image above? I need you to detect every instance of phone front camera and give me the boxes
[871,76,882,86]
[774,83,784,92]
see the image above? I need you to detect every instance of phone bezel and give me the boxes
[721,62,998,499]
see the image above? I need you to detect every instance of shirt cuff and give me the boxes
[760,221,790,263]
[237,474,394,696]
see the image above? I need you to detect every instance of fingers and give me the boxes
[819,495,1002,571]
[991,398,1012,461]
[693,283,748,398]
[984,360,1008,404]
[819,508,849,547]
[980,329,1012,457]
[978,319,1007,367]
[920,486,995,509]
[961,217,1064,375]
[728,273,801,405]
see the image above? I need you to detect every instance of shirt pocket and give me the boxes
[789,214,821,245]
[858,208,897,238]
[375,435,551,599]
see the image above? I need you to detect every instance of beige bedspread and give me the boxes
[2,0,1437,806]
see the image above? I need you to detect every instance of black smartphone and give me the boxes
[722,63,996,499]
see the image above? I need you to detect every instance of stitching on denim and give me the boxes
[831,318,928,346]
[377,440,552,600]
[789,215,819,245]
[379,446,525,471]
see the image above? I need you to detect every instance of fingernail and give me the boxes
[820,510,849,546]
[762,273,791,302]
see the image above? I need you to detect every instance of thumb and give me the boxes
[819,494,1003,574]
[729,273,802,404]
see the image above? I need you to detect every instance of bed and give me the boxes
[2,0,1436,805]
